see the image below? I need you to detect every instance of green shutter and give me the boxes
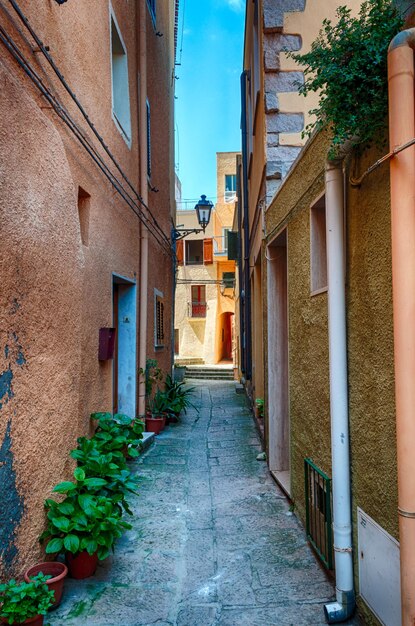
[227,231,238,261]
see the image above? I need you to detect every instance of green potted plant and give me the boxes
[164,375,197,421]
[0,574,54,625]
[90,412,144,459]
[70,439,139,516]
[40,474,132,579]
[138,358,164,416]
[146,389,169,433]
[255,398,264,419]
[173,363,186,382]
[24,562,67,610]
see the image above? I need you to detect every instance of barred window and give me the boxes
[155,290,164,348]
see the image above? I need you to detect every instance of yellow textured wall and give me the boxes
[266,130,331,518]
[265,129,397,625]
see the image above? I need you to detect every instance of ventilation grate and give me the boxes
[304,457,333,570]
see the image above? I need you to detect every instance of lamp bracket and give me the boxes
[172,228,205,241]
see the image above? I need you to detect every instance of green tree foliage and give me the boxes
[289,0,403,157]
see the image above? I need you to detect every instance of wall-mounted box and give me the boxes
[99,327,116,360]
[358,507,401,626]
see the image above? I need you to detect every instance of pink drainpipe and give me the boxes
[388,27,415,626]
[138,0,149,417]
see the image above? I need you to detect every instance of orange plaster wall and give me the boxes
[0,0,173,577]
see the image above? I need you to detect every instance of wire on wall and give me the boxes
[6,0,173,255]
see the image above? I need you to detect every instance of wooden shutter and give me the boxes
[227,231,238,260]
[176,240,184,265]
[203,238,213,264]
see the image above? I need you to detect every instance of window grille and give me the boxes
[155,294,164,347]
[304,458,333,570]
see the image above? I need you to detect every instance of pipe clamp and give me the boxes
[334,545,352,553]
[398,507,415,518]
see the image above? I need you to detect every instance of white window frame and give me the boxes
[110,4,132,148]
[224,174,237,202]
[310,192,328,295]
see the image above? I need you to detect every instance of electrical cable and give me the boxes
[7,0,172,251]
[0,24,174,257]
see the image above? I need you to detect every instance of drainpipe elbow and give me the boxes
[324,590,355,624]
[389,27,415,52]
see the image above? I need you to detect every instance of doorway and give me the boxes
[220,312,233,361]
[112,275,137,417]
[267,231,290,495]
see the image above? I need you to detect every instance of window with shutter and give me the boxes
[186,240,203,265]
[227,231,238,261]
[176,240,184,265]
[203,238,213,264]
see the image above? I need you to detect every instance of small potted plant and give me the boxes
[146,390,169,434]
[40,474,132,579]
[173,363,186,382]
[164,375,197,421]
[0,573,54,625]
[24,562,67,609]
[254,398,264,419]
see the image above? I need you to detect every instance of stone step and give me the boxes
[174,357,205,366]
[185,367,234,381]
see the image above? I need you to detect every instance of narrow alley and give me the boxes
[49,381,361,626]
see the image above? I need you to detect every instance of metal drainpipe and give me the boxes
[323,161,355,623]
[138,0,149,417]
[388,28,415,626]
[240,70,252,381]
[236,160,245,376]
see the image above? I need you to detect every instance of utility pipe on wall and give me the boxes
[138,0,148,417]
[324,162,355,623]
[240,70,252,381]
[388,27,415,626]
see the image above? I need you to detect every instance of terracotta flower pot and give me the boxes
[145,416,166,435]
[24,562,67,609]
[1,616,43,626]
[65,551,98,579]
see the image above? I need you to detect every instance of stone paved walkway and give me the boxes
[49,381,362,626]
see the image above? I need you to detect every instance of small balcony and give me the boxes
[189,302,207,318]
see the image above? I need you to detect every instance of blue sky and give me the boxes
[175,0,245,208]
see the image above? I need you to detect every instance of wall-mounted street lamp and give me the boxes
[172,194,213,241]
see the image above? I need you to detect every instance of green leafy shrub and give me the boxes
[40,480,132,561]
[139,358,164,405]
[91,412,144,459]
[148,389,170,418]
[255,398,264,417]
[288,0,403,156]
[70,440,139,516]
[164,375,197,417]
[0,574,54,624]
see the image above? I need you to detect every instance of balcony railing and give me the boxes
[190,302,207,318]
[213,236,227,255]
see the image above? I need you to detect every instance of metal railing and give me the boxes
[304,457,333,570]
[213,235,227,254]
[189,303,207,318]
